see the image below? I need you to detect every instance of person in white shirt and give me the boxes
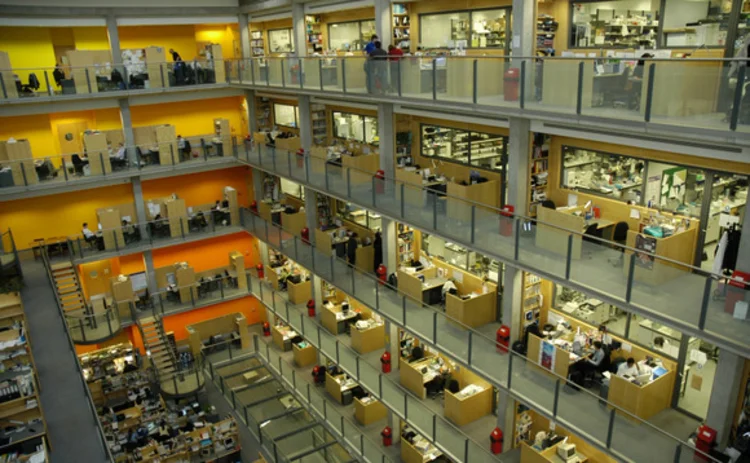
[115,143,126,161]
[617,357,641,378]
[82,222,95,240]
[441,279,458,301]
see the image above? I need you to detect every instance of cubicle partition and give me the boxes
[443,366,493,427]
[186,312,250,355]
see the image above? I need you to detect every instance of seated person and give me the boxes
[82,222,98,246]
[617,357,641,378]
[410,345,424,362]
[441,279,458,302]
[577,341,605,379]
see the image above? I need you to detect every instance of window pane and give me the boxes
[571,2,658,48]
[555,284,625,337]
[329,22,363,52]
[333,111,367,142]
[364,116,378,145]
[420,12,470,48]
[274,103,298,128]
[645,162,704,217]
[422,124,465,162]
[663,0,726,47]
[561,146,644,203]
[280,178,303,199]
[360,20,376,43]
[268,28,294,53]
[471,9,508,49]
[468,131,505,171]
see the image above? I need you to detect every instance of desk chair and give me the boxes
[609,222,629,266]
[20,73,40,95]
[541,199,556,209]
[71,154,86,176]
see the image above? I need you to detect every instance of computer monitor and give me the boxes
[635,373,652,384]
[652,366,668,379]
[130,272,148,292]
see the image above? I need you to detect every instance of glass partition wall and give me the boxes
[420,231,503,283]
[421,124,507,172]
[332,111,378,145]
[268,28,295,53]
[419,8,511,52]
[273,103,300,128]
[328,20,376,51]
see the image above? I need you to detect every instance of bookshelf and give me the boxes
[392,4,411,50]
[311,104,327,146]
[397,224,415,264]
[0,294,48,463]
[522,272,542,328]
[528,133,550,217]
[513,402,532,448]
[305,15,323,54]
[251,30,265,57]
[256,97,272,130]
[536,14,558,50]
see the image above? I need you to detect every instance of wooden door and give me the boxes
[57,121,89,155]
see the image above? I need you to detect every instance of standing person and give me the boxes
[388,45,404,92]
[364,35,378,56]
[169,48,182,62]
[368,41,388,94]
[373,231,383,272]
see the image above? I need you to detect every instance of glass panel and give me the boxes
[469,334,509,387]
[470,9,508,49]
[663,0,724,47]
[562,146,644,203]
[571,2,658,48]
[319,329,338,360]
[269,28,295,53]
[331,112,377,143]
[434,418,466,461]
[420,12,470,49]
[380,375,405,417]
[329,22,364,52]
[359,360,380,394]
[405,395,434,437]
[274,103,299,128]
[469,131,505,171]
[338,345,358,378]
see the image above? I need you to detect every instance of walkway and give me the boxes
[20,259,110,463]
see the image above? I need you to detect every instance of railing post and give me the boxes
[347,168,352,198]
[606,408,616,448]
[625,253,636,302]
[0,72,7,99]
[341,59,347,93]
[552,380,560,417]
[507,351,513,389]
[432,193,438,229]
[281,60,286,87]
[160,63,166,88]
[180,219,185,239]
[565,234,573,279]
[472,59,478,104]
[514,219,520,260]
[20,162,28,186]
[400,184,405,218]
[397,59,402,97]
[44,71,52,96]
[85,68,92,93]
[371,176,376,206]
[645,63,656,123]
[470,206,476,243]
[62,158,69,182]
[432,59,437,101]
[99,152,106,176]
[576,61,584,115]
[520,60,526,109]
[319,60,324,91]
[698,277,712,330]
[298,59,303,88]
[250,59,256,86]
[170,144,176,165]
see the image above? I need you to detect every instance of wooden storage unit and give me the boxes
[110,275,136,318]
[3,140,37,186]
[288,278,312,305]
[443,367,493,427]
[214,118,232,156]
[293,342,317,367]
[0,51,19,99]
[186,313,249,355]
[354,397,387,425]
[225,186,240,226]
[165,198,187,238]
[175,264,198,303]
[229,251,246,289]
[156,124,178,165]
[83,132,112,175]
[97,208,124,252]
[350,320,385,354]
[145,46,167,88]
[206,44,225,83]
[66,49,112,95]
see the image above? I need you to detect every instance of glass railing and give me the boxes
[0,229,21,283]
[237,144,750,355]
[0,59,229,101]
[158,353,205,397]
[67,211,241,262]
[245,270,504,463]
[241,207,721,463]
[67,305,122,344]
[203,351,366,463]
[228,56,750,134]
[0,135,238,192]
[39,248,114,462]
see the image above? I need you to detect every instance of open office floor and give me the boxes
[239,147,749,354]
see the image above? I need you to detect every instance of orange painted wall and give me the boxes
[1,183,134,249]
[130,96,246,140]
[152,232,259,273]
[119,254,146,276]
[142,166,251,208]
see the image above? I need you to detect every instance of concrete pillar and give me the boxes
[377,103,394,179]
[305,189,317,237]
[292,3,307,58]
[511,0,535,60]
[381,218,397,275]
[706,349,744,447]
[119,99,137,166]
[313,275,324,321]
[239,13,251,60]
[131,177,157,294]
[374,0,392,48]
[106,16,122,66]
[298,95,312,152]
[246,90,258,134]
[496,390,515,448]
[253,169,264,203]
[142,251,158,295]
[507,118,530,210]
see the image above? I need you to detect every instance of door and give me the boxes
[57,121,90,156]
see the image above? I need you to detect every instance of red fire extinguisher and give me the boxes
[377,264,387,285]
[301,227,310,244]
[250,200,258,214]
[296,148,305,169]
[262,321,270,337]
[307,299,316,317]
[312,365,325,385]
[490,427,503,454]
[256,263,264,279]
[499,205,514,237]
[381,426,392,447]
[374,169,385,194]
[380,351,391,373]
[496,325,510,353]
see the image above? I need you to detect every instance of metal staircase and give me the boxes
[139,316,178,376]
[49,262,86,315]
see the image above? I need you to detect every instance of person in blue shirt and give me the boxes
[364,35,378,55]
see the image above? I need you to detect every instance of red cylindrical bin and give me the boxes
[307,299,316,317]
[726,270,750,314]
[262,321,270,337]
[256,263,264,280]
[301,227,310,244]
[312,365,325,385]
[490,428,503,454]
[250,200,258,214]
[695,425,716,462]
[380,351,391,373]
[504,68,520,101]
[377,264,387,285]
[296,148,305,169]
[374,169,385,194]
[381,426,392,447]
[496,325,510,353]
[500,205,514,237]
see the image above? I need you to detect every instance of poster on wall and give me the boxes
[635,234,657,270]
[539,340,556,371]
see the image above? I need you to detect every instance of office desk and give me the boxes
[351,320,385,354]
[325,371,358,405]
[354,396,387,426]
[321,303,360,335]
[399,355,449,400]
[421,277,447,305]
[527,334,582,379]
[292,342,317,367]
[444,367,493,427]
[445,291,496,328]
[401,435,443,463]
[315,228,349,257]
[397,268,446,306]
[520,441,590,463]
[608,366,674,420]
[271,325,298,352]
[287,278,311,305]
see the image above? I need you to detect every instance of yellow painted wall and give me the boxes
[142,166,252,208]
[0,108,122,159]
[131,96,246,139]
[0,27,57,92]
[72,27,110,50]
[119,25,198,62]
[0,183,134,249]
[78,260,115,299]
[195,24,239,59]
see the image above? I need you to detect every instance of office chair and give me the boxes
[541,199,556,209]
[411,346,424,361]
[582,224,602,243]
[609,222,629,266]
[20,73,40,94]
[447,379,460,394]
[71,154,86,176]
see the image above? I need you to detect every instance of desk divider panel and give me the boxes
[84,132,112,175]
[97,208,123,251]
[4,140,37,186]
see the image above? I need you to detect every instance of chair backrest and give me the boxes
[71,154,83,166]
[541,199,556,209]
[583,223,599,236]
[613,221,629,242]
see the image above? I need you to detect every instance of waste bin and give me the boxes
[504,68,520,101]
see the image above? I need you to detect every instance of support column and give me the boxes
[106,16,122,66]
[142,251,158,295]
[374,0,392,48]
[377,103,394,179]
[132,177,157,294]
[506,116,531,211]
[246,90,258,134]
[313,275,324,323]
[253,169,264,203]
[119,99,137,166]
[381,218,397,275]
[305,189,317,238]
[292,3,307,58]
[511,0,534,59]
[239,13,251,60]
[298,95,312,152]
[706,350,744,447]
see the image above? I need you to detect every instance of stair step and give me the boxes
[50,263,73,271]
[60,293,82,300]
